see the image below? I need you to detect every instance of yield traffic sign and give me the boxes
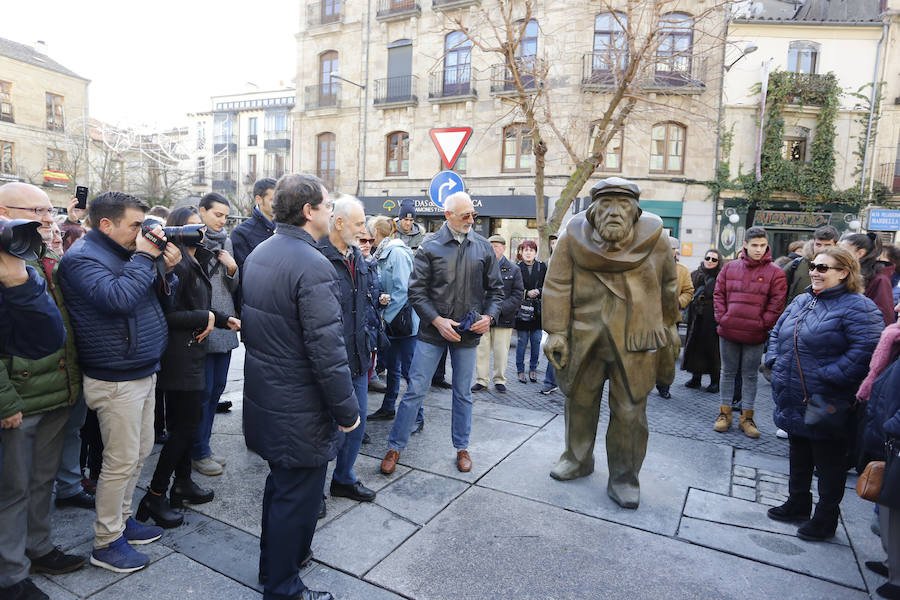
[429,127,472,169]
[429,171,465,209]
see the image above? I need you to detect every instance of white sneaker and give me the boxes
[192,457,223,476]
[776,428,788,439]
[209,454,227,467]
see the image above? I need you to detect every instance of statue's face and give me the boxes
[591,194,636,242]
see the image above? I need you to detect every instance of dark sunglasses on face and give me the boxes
[359,238,375,244]
[704,256,718,262]
[809,263,843,273]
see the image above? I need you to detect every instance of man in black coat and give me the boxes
[242,174,359,600]
[472,235,523,393]
[230,178,276,272]
[380,191,503,475]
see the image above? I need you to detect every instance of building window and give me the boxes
[783,138,806,162]
[0,82,12,123]
[319,51,339,106]
[443,31,472,96]
[502,124,533,173]
[265,152,286,179]
[317,132,337,188]
[110,160,125,189]
[650,122,686,174]
[248,117,258,146]
[590,124,623,172]
[593,12,627,75]
[321,0,341,23]
[0,141,13,174]
[656,12,693,81]
[195,157,206,184]
[438,151,467,174]
[196,123,206,150]
[46,148,66,171]
[788,41,819,74]
[247,155,257,180]
[265,111,288,137]
[46,93,65,131]
[386,131,409,176]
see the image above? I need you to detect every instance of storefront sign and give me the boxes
[753,210,831,229]
[869,209,900,231]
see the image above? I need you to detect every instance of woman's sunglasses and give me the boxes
[808,263,843,273]
[704,256,719,262]
[359,238,375,244]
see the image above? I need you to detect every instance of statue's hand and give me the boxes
[544,334,569,370]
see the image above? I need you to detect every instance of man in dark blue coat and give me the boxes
[230,178,276,273]
[242,174,359,600]
[318,195,377,503]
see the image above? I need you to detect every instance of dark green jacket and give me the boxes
[0,249,81,419]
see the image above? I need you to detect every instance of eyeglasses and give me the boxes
[359,238,375,244]
[4,206,58,218]
[809,263,844,273]
[704,256,719,262]
[455,212,478,220]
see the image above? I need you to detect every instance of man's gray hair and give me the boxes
[331,193,364,228]
[444,191,471,214]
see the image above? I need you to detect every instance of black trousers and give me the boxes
[154,386,167,437]
[150,389,203,493]
[788,434,849,518]
[259,462,327,599]
[79,408,103,481]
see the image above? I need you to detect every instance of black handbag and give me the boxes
[385,302,413,338]
[793,317,853,438]
[516,298,536,322]
[880,439,900,509]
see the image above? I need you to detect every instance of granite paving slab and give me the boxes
[312,503,419,577]
[302,563,406,600]
[320,455,413,529]
[374,469,470,525]
[88,552,258,599]
[44,538,173,598]
[49,505,97,553]
[31,576,78,600]
[479,417,731,535]
[678,516,865,590]
[683,488,850,545]
[423,394,555,428]
[839,490,891,594]
[734,448,790,475]
[367,486,867,600]
[361,404,539,482]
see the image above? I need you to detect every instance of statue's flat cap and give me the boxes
[590,177,641,201]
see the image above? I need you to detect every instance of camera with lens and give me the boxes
[0,219,44,261]
[141,220,206,251]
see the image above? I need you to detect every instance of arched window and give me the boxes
[386,131,409,176]
[650,122,686,174]
[319,51,339,106]
[502,124,533,173]
[519,19,538,58]
[321,0,341,23]
[317,132,337,189]
[788,41,819,74]
[592,12,627,76]
[656,12,693,81]
[443,31,472,96]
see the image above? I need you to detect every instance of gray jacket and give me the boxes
[204,237,240,353]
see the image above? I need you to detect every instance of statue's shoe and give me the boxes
[550,457,594,481]
[607,481,640,509]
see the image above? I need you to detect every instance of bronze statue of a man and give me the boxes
[543,177,679,509]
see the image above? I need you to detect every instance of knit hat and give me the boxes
[399,199,415,219]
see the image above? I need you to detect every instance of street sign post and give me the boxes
[868,208,900,231]
[429,127,473,170]
[429,171,466,209]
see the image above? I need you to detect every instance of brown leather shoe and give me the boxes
[381,450,400,475]
[456,449,472,472]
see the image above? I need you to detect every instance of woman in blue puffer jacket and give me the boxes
[764,246,883,542]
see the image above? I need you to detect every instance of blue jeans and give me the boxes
[388,340,476,451]
[332,374,368,485]
[544,362,556,386]
[719,339,764,411]
[192,352,231,461]
[377,336,422,421]
[516,329,542,374]
[55,393,88,498]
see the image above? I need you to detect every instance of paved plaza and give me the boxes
[37,344,887,599]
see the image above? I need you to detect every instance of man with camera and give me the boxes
[0,183,83,600]
[59,192,180,574]
[242,175,359,600]
[380,191,503,475]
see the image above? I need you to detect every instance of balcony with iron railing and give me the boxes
[304,83,342,110]
[317,168,340,191]
[376,0,420,21]
[877,162,900,195]
[374,75,419,108]
[212,171,236,192]
[192,171,208,186]
[213,134,238,154]
[307,1,343,27]
[489,60,542,96]
[581,52,707,93]
[428,67,477,103]
[264,168,287,180]
[432,0,479,11]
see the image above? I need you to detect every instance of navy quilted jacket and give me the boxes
[241,224,359,469]
[864,358,900,454]
[766,284,883,439]
[59,230,176,382]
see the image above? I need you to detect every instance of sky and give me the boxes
[2,1,299,130]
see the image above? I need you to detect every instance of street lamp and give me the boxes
[329,72,365,89]
[725,42,759,71]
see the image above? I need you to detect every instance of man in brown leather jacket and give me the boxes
[543,177,679,508]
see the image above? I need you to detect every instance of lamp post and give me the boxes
[331,72,368,199]
[725,42,758,71]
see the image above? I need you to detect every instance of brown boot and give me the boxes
[381,449,400,474]
[739,409,761,439]
[713,405,732,433]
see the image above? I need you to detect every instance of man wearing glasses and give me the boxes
[380,191,503,475]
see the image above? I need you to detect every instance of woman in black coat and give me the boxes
[515,240,547,383]
[682,249,723,393]
[138,207,240,528]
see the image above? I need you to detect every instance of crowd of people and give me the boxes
[1,175,900,599]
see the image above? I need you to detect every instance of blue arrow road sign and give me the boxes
[428,171,465,209]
